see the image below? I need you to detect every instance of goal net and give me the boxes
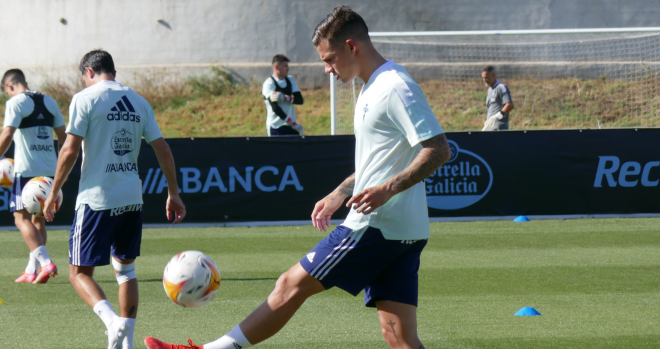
[331,28,660,134]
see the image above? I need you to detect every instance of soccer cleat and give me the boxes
[15,272,37,283]
[144,337,201,349]
[32,262,58,284]
[106,317,128,349]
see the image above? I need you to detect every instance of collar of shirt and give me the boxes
[364,60,395,86]
[492,81,501,89]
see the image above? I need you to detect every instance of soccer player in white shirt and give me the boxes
[43,50,186,349]
[144,7,449,349]
[1,69,67,284]
[262,54,305,136]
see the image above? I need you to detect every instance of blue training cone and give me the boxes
[513,215,530,222]
[515,307,541,316]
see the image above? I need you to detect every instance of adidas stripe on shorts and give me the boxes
[300,225,427,307]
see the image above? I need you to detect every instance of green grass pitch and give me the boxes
[1,218,660,348]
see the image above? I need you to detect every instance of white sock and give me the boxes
[93,300,117,330]
[122,317,136,349]
[31,245,51,267]
[25,252,38,274]
[204,325,252,349]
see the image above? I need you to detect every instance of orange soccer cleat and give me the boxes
[144,337,201,349]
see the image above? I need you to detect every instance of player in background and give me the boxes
[481,65,514,131]
[42,50,186,349]
[263,54,305,136]
[1,69,66,284]
[145,6,450,349]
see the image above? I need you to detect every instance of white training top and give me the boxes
[262,75,300,132]
[67,81,163,210]
[342,61,444,240]
[3,92,65,177]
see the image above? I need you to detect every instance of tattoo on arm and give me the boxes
[128,306,136,317]
[332,173,355,199]
[386,320,400,343]
[386,134,450,195]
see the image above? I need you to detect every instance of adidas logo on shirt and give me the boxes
[107,95,141,123]
[36,114,45,120]
[306,252,315,263]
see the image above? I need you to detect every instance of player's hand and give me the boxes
[269,92,283,103]
[292,123,305,136]
[42,191,61,222]
[312,191,348,232]
[167,195,186,224]
[346,184,395,215]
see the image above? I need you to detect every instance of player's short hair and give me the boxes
[1,69,27,88]
[482,65,495,74]
[79,49,116,75]
[312,6,370,47]
[272,54,290,65]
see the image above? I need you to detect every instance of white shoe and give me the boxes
[106,317,128,349]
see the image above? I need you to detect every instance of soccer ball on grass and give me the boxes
[163,251,221,308]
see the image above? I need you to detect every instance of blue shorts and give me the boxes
[9,174,34,212]
[69,204,143,267]
[270,125,299,136]
[300,225,428,307]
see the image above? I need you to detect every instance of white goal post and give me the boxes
[329,27,660,134]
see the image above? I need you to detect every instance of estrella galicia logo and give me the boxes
[35,126,50,139]
[425,140,493,210]
[111,128,134,156]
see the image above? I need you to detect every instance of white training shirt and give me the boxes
[67,81,163,210]
[262,75,300,132]
[342,61,444,240]
[3,92,65,177]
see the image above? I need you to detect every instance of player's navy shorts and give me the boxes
[270,125,299,136]
[300,225,428,307]
[69,204,143,266]
[10,174,34,212]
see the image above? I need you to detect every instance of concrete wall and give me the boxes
[1,0,659,88]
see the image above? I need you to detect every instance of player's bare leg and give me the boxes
[239,262,325,344]
[113,257,139,319]
[69,265,106,307]
[145,262,325,349]
[113,257,139,348]
[15,210,56,283]
[70,264,130,348]
[376,300,424,349]
[32,215,47,245]
[15,210,43,251]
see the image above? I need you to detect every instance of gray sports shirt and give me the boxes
[486,81,512,129]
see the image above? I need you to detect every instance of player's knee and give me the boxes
[272,271,302,304]
[68,271,77,285]
[112,259,136,284]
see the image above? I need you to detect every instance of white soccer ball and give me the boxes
[22,177,63,217]
[0,158,14,189]
[163,251,221,308]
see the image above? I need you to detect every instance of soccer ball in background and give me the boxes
[163,251,221,308]
[0,158,14,189]
[22,177,63,217]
